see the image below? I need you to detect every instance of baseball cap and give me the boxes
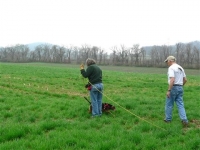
[164,56,176,62]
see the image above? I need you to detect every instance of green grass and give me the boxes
[0,62,200,150]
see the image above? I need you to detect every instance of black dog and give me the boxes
[84,97,115,113]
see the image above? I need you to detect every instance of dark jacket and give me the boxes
[81,64,102,84]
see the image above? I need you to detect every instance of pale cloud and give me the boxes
[0,0,199,51]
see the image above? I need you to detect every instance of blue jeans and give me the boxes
[165,86,188,122]
[90,83,103,116]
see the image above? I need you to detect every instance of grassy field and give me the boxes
[0,63,200,150]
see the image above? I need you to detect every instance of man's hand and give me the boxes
[166,91,170,98]
[80,64,84,70]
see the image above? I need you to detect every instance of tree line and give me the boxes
[0,42,199,69]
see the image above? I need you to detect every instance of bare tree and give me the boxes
[193,46,200,69]
[131,44,141,65]
[150,46,160,67]
[8,46,16,62]
[98,48,104,65]
[110,46,118,65]
[0,47,9,61]
[58,46,66,63]
[161,45,171,61]
[1,41,200,69]
[128,47,134,66]
[72,46,80,64]
[65,45,73,63]
[29,51,36,62]
[102,52,109,65]
[140,47,146,66]
[185,43,193,67]
[80,44,91,63]
[0,44,29,62]
[91,46,99,61]
[113,45,129,65]
[43,44,51,62]
[0,48,3,60]
[35,45,43,62]
[175,43,185,64]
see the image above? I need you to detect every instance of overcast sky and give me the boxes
[0,0,199,51]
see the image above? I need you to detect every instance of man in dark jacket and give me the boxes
[80,58,103,117]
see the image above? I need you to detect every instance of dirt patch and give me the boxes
[190,119,200,128]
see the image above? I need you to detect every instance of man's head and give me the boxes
[86,58,96,66]
[164,56,176,66]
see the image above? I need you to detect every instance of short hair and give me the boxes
[86,58,96,66]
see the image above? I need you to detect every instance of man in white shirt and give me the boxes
[164,56,188,127]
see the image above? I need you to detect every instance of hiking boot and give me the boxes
[164,119,171,123]
[182,121,189,127]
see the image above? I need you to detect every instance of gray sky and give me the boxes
[0,0,199,51]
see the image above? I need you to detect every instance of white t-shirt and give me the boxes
[167,63,186,85]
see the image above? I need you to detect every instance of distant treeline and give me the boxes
[0,42,199,69]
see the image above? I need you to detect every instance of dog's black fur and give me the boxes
[84,97,115,113]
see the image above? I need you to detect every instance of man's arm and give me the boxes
[183,77,187,85]
[168,77,175,91]
[167,77,175,98]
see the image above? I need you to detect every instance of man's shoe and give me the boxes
[182,121,189,127]
[164,119,171,123]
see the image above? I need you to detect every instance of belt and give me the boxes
[173,84,182,86]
